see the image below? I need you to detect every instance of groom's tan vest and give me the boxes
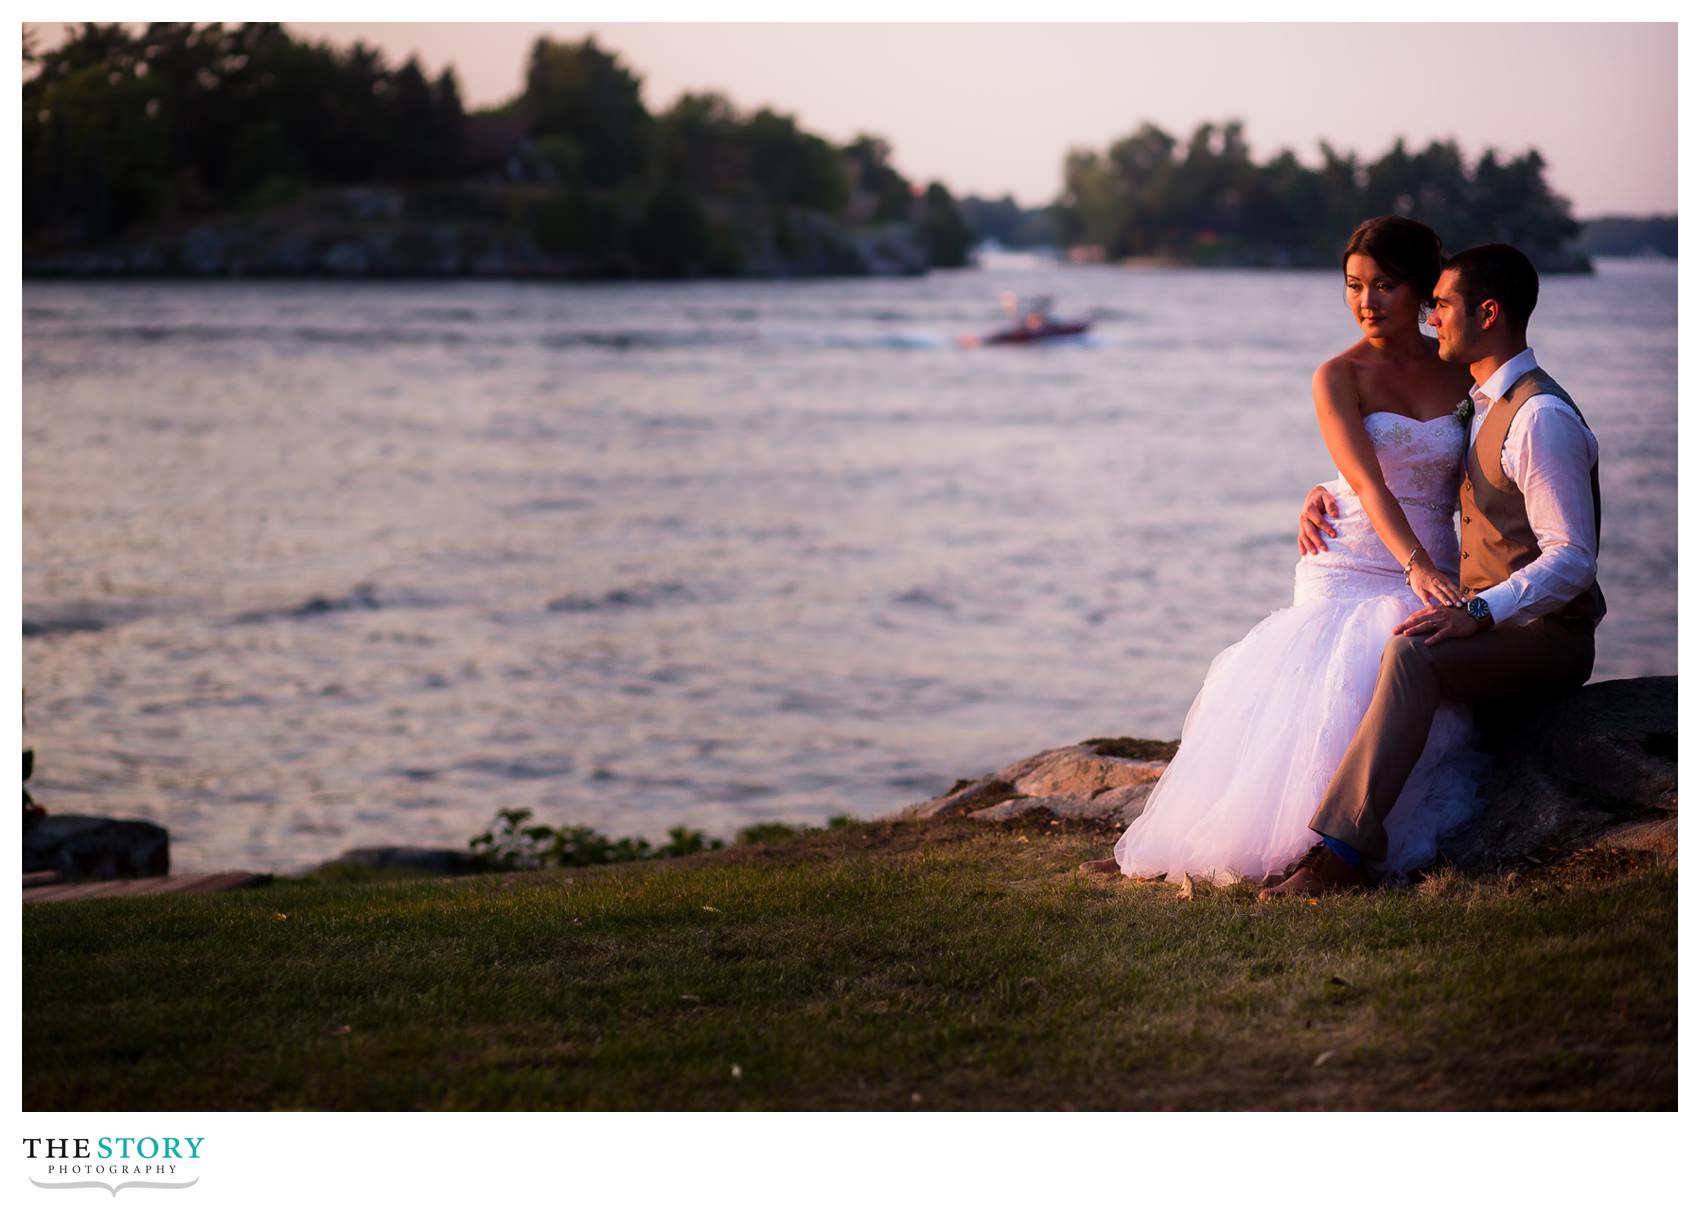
[1459,367,1606,624]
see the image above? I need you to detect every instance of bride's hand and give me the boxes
[1298,485,1339,555]
[1406,553,1463,608]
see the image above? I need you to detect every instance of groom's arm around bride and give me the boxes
[1270,243,1605,897]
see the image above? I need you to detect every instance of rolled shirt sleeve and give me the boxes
[1475,398,1600,628]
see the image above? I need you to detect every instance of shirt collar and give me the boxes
[1472,347,1540,406]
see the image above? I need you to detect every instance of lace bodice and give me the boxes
[1350,410,1467,513]
[1298,407,1467,593]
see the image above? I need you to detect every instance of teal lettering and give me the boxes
[138,1138,158,1159]
[185,1137,204,1160]
[98,1138,112,1159]
[162,1139,181,1159]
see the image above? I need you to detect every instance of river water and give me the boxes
[22,260,1677,872]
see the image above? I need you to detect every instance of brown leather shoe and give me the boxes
[1077,857,1123,876]
[1257,843,1372,901]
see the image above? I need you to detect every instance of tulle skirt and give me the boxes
[1112,578,1485,885]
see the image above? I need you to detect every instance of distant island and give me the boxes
[1052,121,1603,274]
[1577,215,1677,259]
[22,23,1663,280]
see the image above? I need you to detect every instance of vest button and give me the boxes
[1463,480,1472,492]
[1461,551,1469,560]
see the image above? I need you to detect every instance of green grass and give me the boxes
[23,817,1675,1110]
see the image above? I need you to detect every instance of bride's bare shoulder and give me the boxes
[1312,347,1365,397]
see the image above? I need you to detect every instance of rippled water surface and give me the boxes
[22,261,1677,871]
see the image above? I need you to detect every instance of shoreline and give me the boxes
[24,253,1633,283]
[24,676,1678,891]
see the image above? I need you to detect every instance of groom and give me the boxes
[1261,242,1606,899]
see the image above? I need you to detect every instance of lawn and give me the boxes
[23,815,1676,1110]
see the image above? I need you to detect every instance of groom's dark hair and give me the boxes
[1443,243,1539,336]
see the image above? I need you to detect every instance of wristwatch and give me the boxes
[1465,596,1495,631]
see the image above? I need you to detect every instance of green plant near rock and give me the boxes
[733,822,802,846]
[468,807,727,870]
[467,808,859,872]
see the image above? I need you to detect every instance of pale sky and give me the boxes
[25,21,1677,216]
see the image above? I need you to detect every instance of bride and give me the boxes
[1084,216,1485,886]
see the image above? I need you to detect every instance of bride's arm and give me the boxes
[1311,359,1462,607]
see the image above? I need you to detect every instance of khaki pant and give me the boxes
[1308,615,1596,861]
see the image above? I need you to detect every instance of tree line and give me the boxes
[24,24,466,243]
[1055,119,1589,269]
[22,23,978,273]
[24,24,1599,275]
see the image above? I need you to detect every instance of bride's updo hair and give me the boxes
[1341,216,1445,296]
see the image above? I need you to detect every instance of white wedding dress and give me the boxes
[1114,410,1486,884]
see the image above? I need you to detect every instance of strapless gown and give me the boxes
[1113,410,1486,884]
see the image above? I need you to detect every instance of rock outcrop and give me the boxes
[1441,676,1676,867]
[890,739,1174,826]
[888,677,1676,872]
[24,814,171,880]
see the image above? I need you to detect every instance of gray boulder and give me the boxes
[1000,746,1166,798]
[24,815,170,880]
[1085,782,1159,824]
[967,786,1153,825]
[888,739,1170,821]
[1442,676,1676,868]
[897,776,1019,820]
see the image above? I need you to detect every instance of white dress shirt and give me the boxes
[1467,347,1601,628]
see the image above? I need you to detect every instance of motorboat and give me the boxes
[958,292,1092,347]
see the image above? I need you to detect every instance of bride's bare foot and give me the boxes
[1077,857,1123,876]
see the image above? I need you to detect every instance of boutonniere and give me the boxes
[1454,398,1475,429]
